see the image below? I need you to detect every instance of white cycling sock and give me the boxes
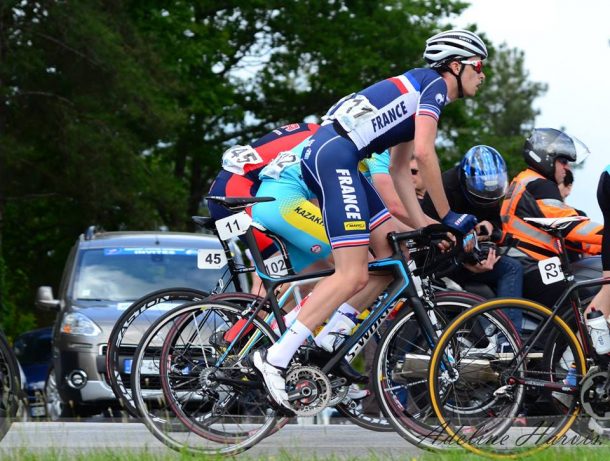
[270,302,304,334]
[314,303,359,348]
[267,320,312,369]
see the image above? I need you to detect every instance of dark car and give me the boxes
[13,327,53,418]
[35,227,245,418]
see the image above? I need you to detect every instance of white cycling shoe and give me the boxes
[252,349,291,410]
[346,384,369,401]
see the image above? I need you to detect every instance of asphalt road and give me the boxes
[2,420,605,458]
[1,422,421,458]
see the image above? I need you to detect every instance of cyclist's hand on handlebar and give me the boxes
[441,210,478,235]
[437,232,455,252]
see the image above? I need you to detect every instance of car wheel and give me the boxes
[44,369,65,421]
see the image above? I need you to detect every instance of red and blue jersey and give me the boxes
[221,123,319,181]
[324,68,447,158]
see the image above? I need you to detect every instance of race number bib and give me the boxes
[197,249,228,269]
[264,254,289,277]
[215,211,252,241]
[331,95,378,132]
[260,151,300,180]
[538,256,565,285]
[221,145,263,175]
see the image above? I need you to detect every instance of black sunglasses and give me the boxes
[557,158,570,165]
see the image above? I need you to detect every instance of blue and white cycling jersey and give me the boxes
[323,68,448,158]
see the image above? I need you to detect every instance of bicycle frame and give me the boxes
[214,222,455,374]
[490,231,610,393]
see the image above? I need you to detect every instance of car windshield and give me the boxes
[71,247,226,302]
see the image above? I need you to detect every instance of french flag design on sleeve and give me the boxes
[415,75,447,121]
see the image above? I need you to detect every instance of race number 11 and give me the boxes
[215,211,252,241]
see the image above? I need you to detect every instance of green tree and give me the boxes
[0,0,548,335]
[436,43,548,175]
[0,1,184,336]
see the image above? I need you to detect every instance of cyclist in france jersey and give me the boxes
[252,29,489,408]
[207,123,319,259]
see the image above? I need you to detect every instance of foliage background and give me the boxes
[0,0,546,338]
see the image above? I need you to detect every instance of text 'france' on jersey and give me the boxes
[324,68,448,157]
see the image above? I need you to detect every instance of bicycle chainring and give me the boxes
[581,367,610,421]
[285,365,332,417]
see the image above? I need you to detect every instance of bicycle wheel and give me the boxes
[337,292,484,433]
[106,288,209,417]
[428,298,586,457]
[0,331,20,441]
[373,292,484,447]
[131,300,284,455]
[106,289,261,417]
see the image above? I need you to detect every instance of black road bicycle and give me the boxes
[127,196,489,454]
[427,216,610,457]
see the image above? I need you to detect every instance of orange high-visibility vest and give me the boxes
[501,169,602,261]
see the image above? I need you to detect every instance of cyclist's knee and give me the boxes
[334,266,369,293]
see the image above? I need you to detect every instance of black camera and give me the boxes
[464,241,497,265]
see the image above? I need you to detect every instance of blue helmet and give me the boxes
[458,145,508,207]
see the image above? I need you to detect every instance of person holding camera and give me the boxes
[421,145,524,303]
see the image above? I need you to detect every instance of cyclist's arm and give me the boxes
[412,115,450,220]
[371,172,435,228]
[389,142,429,229]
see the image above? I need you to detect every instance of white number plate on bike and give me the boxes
[538,256,565,285]
[124,359,157,375]
[264,254,288,277]
[215,211,252,241]
[197,249,228,269]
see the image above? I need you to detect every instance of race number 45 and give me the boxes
[197,249,228,269]
[538,256,565,285]
[215,211,252,241]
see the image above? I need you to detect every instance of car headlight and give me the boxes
[60,313,102,336]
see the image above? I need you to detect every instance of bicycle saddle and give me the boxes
[524,216,589,232]
[204,195,275,210]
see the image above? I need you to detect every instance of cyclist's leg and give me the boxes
[253,130,387,406]
[253,177,332,273]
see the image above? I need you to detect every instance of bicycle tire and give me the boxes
[337,292,484,433]
[106,288,209,417]
[427,298,586,457]
[0,330,20,442]
[131,299,283,455]
[372,292,484,447]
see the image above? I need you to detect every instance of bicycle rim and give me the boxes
[131,300,282,455]
[106,288,209,417]
[0,332,20,442]
[373,294,480,449]
[428,298,586,458]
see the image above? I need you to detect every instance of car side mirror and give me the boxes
[35,286,60,311]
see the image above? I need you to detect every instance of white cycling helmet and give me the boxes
[424,29,488,67]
